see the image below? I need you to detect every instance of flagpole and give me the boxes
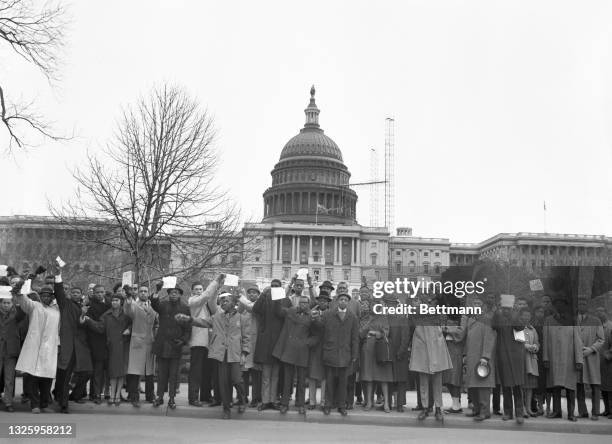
[543,200,547,233]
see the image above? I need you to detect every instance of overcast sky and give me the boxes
[1,0,611,243]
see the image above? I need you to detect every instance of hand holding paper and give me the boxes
[162,276,177,289]
[271,287,285,301]
[56,256,66,268]
[297,268,308,281]
[20,279,32,296]
[0,265,7,277]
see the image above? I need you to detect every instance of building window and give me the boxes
[313,252,320,262]
[395,262,402,273]
[220,255,227,265]
[282,267,290,280]
[434,263,440,274]
[371,253,377,266]
[423,262,429,274]
[231,255,240,264]
[313,268,320,281]
[343,269,350,281]
[375,271,381,281]
[423,252,429,257]
[409,261,416,273]
[410,251,415,257]
[252,267,262,278]
[326,268,333,281]
[435,251,440,257]
[371,241,377,248]
[396,250,401,256]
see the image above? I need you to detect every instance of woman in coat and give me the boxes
[409,295,453,422]
[442,316,465,413]
[359,299,393,412]
[386,296,411,412]
[519,309,539,417]
[83,294,132,405]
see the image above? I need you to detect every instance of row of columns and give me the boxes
[264,191,356,218]
[272,234,361,265]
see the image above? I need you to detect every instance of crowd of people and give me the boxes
[0,262,611,424]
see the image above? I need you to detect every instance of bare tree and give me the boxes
[51,83,250,284]
[0,0,67,150]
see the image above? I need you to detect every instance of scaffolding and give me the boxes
[369,148,379,227]
[384,117,395,233]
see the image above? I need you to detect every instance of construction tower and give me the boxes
[369,148,379,227]
[384,117,395,233]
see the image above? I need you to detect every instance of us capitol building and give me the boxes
[2,87,611,292]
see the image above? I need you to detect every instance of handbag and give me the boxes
[375,335,392,364]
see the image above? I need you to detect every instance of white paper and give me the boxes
[0,265,7,277]
[297,268,308,281]
[513,329,526,343]
[20,279,32,296]
[529,279,544,291]
[500,294,515,308]
[271,287,285,301]
[225,274,239,287]
[56,256,66,268]
[122,271,134,287]
[0,286,12,299]
[162,276,177,289]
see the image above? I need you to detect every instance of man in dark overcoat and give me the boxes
[87,285,111,403]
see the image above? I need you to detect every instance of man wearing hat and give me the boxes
[457,296,497,421]
[208,291,249,419]
[314,291,359,416]
[493,294,526,424]
[151,283,191,409]
[0,286,26,412]
[13,279,61,413]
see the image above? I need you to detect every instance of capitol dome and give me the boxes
[262,86,358,225]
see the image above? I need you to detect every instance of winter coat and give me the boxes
[273,305,316,367]
[442,322,465,387]
[188,280,219,348]
[14,293,60,378]
[151,298,190,359]
[316,308,359,368]
[543,316,583,390]
[208,309,249,363]
[523,325,539,377]
[0,306,26,358]
[600,320,612,391]
[387,314,411,383]
[124,298,157,376]
[85,309,131,378]
[87,298,111,361]
[55,281,92,372]
[577,314,604,385]
[252,291,290,365]
[240,309,259,370]
[455,315,497,388]
[409,325,453,374]
[492,313,525,387]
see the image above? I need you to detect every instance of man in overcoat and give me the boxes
[0,286,25,412]
[314,292,359,416]
[124,285,157,406]
[575,296,604,419]
[273,294,316,414]
[87,284,111,403]
[151,285,190,409]
[543,297,584,421]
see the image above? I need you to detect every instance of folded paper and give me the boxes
[122,271,134,287]
[225,274,239,287]
[162,276,177,289]
[0,286,12,299]
[271,287,285,301]
[500,294,515,308]
[297,268,308,281]
[56,256,66,268]
[513,329,526,343]
[0,265,7,277]
[20,279,32,296]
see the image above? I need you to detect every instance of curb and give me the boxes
[9,402,612,435]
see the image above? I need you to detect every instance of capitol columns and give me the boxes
[272,233,278,263]
[309,236,313,262]
[279,235,283,261]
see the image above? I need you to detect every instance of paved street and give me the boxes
[0,412,609,444]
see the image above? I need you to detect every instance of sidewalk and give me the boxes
[8,379,612,435]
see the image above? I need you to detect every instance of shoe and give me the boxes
[107,400,113,406]
[346,403,354,410]
[591,415,599,421]
[132,401,140,408]
[502,414,513,421]
[248,400,258,408]
[493,410,502,416]
[168,399,176,409]
[397,406,404,413]
[567,416,577,422]
[580,413,589,418]
[412,405,424,411]
[32,407,41,414]
[257,403,265,411]
[339,408,348,416]
[209,400,221,407]
[238,404,246,414]
[307,404,316,410]
[417,409,429,420]
[474,415,490,421]
[40,407,51,413]
[444,408,463,414]
[60,406,69,414]
[153,397,163,407]
[323,407,331,415]
[546,412,562,419]
[599,410,609,416]
[270,402,280,411]
[434,407,444,422]
[94,398,102,405]
[104,395,111,400]
[75,398,86,404]
[528,410,538,418]
[189,400,203,407]
[6,405,14,412]
[222,409,231,420]
[298,406,306,414]
[516,416,524,424]
[280,405,288,414]
[363,404,372,411]
[114,400,121,407]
